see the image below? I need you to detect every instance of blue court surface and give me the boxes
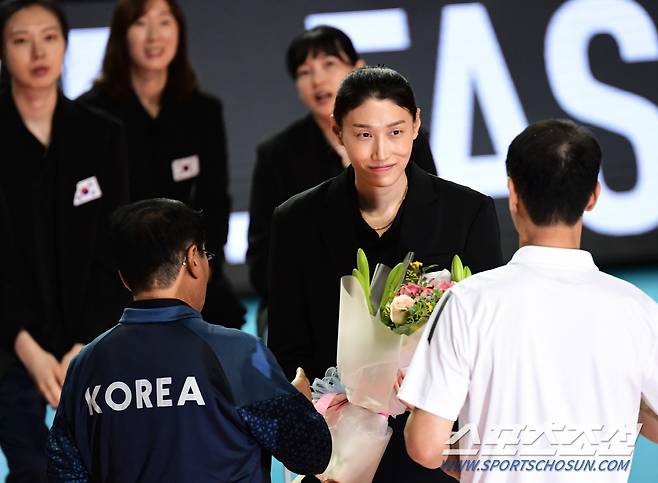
[2,268,658,482]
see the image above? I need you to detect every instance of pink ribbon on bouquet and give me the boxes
[314,393,348,416]
[314,393,389,418]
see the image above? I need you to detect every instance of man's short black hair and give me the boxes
[110,198,206,293]
[286,25,359,79]
[506,119,602,226]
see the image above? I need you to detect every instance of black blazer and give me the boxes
[268,164,503,381]
[0,92,129,360]
[79,87,245,328]
[247,115,437,303]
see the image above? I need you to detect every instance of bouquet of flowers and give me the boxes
[337,249,471,415]
[309,250,471,482]
[379,255,471,335]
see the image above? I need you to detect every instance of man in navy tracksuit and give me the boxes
[46,198,331,482]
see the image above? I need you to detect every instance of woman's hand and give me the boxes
[14,330,65,408]
[291,367,313,401]
[60,343,85,378]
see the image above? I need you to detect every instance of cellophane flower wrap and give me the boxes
[308,250,471,482]
[310,369,392,483]
[337,249,472,415]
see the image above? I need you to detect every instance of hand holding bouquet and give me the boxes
[310,369,392,483]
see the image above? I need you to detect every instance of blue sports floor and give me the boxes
[2,266,658,482]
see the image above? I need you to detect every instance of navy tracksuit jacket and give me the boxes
[46,299,331,482]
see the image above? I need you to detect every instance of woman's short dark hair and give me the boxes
[286,25,359,79]
[506,119,602,226]
[333,66,417,126]
[110,198,206,294]
[94,0,197,100]
[0,0,69,90]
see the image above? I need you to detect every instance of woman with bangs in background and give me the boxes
[80,0,245,329]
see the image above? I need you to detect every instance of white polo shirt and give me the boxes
[399,245,658,483]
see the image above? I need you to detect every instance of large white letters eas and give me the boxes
[545,0,658,235]
[431,3,527,197]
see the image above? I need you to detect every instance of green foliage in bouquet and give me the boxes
[451,254,471,282]
[381,289,445,335]
[381,255,473,335]
[403,261,428,285]
[353,248,374,315]
[350,250,473,335]
[379,261,438,335]
[378,262,405,315]
[351,248,406,316]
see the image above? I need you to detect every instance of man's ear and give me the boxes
[584,181,601,212]
[354,58,366,69]
[184,244,203,279]
[118,271,132,293]
[332,116,344,146]
[507,177,518,216]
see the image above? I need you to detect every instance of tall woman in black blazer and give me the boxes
[79,0,244,328]
[0,1,129,480]
[268,67,503,483]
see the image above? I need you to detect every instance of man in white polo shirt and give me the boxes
[398,119,658,482]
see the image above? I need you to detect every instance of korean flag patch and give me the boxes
[171,155,200,182]
[73,176,102,207]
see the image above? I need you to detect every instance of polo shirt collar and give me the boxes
[119,299,201,324]
[510,245,598,271]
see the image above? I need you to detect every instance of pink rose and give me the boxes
[390,294,415,325]
[399,283,422,297]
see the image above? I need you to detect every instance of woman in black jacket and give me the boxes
[0,1,129,480]
[268,66,503,483]
[79,0,244,328]
[247,27,437,330]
